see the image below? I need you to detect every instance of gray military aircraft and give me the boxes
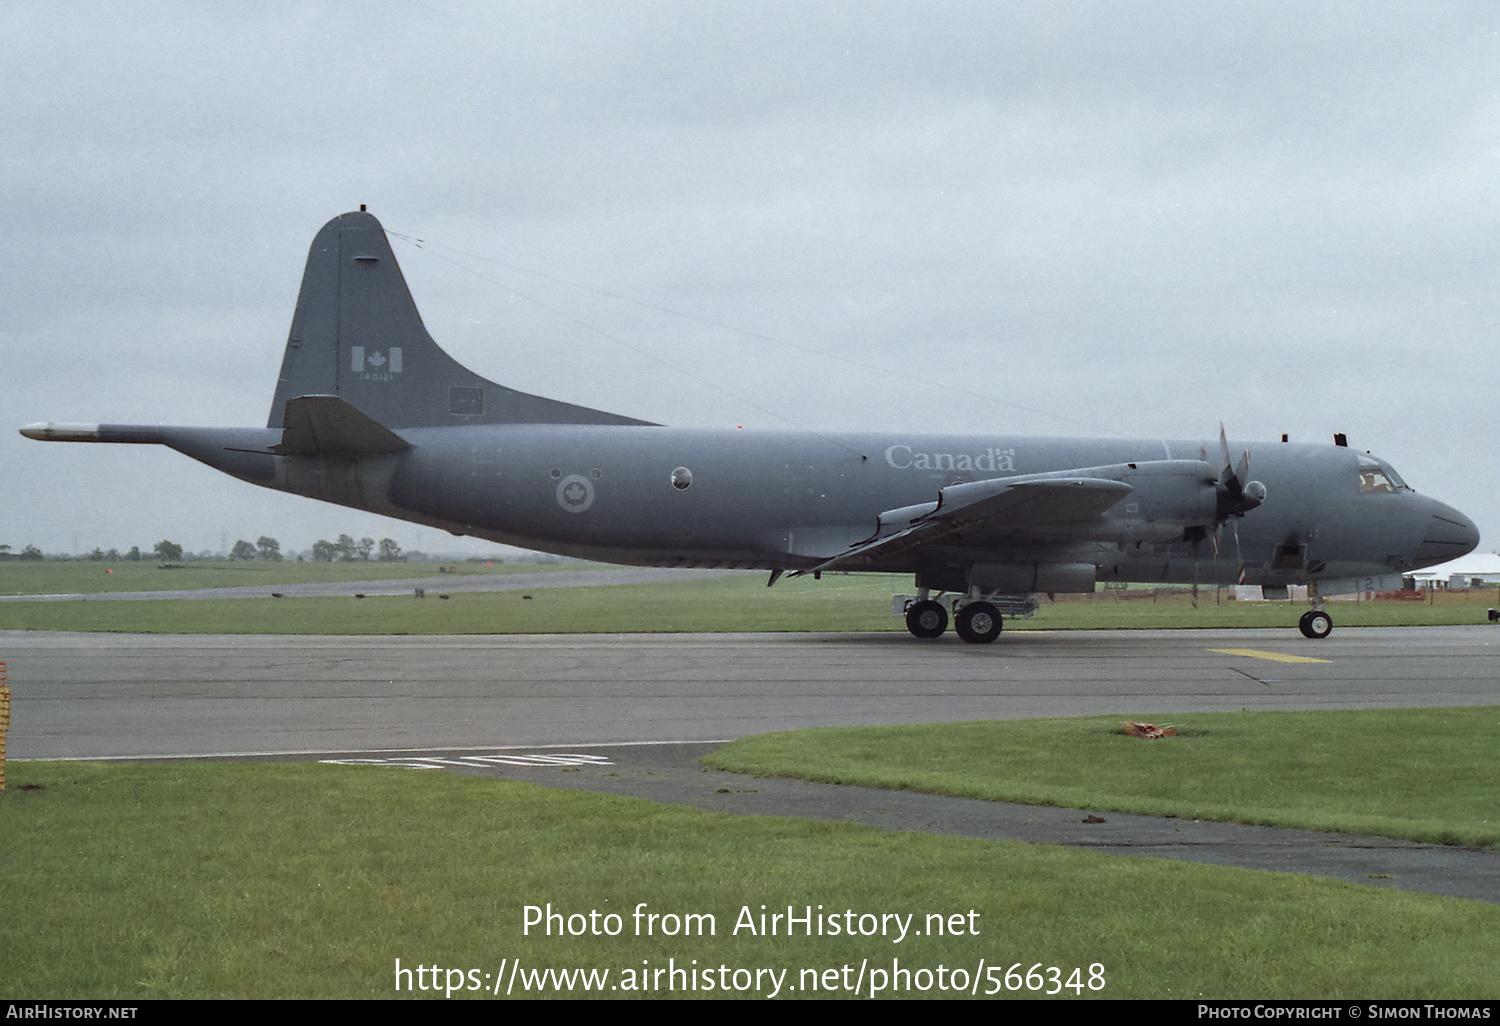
[21,210,1481,642]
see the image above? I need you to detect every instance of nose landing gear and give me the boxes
[1298,608,1333,639]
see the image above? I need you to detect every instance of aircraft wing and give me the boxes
[806,471,1135,574]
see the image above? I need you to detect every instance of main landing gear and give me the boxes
[906,598,1000,643]
[954,602,1002,644]
[900,591,1028,644]
[905,600,948,639]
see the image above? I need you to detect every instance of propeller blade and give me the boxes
[1214,424,1266,519]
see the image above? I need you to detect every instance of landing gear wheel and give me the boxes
[906,600,948,639]
[1299,609,1333,639]
[955,601,1002,644]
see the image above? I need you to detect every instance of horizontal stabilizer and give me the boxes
[20,423,163,443]
[274,395,410,455]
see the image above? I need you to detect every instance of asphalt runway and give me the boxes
[5,625,1498,902]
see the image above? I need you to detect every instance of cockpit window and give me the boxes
[1357,455,1410,494]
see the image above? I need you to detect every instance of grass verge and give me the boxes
[0,559,594,597]
[1,760,1495,999]
[705,708,1500,848]
[0,572,1493,633]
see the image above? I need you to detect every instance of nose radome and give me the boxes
[1411,498,1481,567]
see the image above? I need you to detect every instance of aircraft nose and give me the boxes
[1410,497,1481,567]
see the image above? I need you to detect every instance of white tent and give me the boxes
[1405,553,1500,588]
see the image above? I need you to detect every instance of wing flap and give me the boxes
[809,474,1133,573]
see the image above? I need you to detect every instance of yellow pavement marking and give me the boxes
[1209,648,1332,664]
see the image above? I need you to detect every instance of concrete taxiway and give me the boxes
[306,742,1498,904]
[5,626,1496,760]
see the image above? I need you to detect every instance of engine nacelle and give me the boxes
[1097,460,1219,540]
[969,561,1097,593]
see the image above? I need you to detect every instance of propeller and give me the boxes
[1215,425,1266,520]
[1189,426,1266,604]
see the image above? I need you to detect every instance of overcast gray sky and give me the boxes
[4,1,1496,558]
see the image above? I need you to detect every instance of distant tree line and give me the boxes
[7,534,406,563]
[79,545,149,562]
[308,535,403,562]
[9,542,178,562]
[228,537,285,562]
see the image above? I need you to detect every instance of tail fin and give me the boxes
[268,210,654,430]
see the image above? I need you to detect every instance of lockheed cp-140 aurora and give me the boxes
[22,210,1480,642]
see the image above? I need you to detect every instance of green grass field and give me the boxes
[0,562,1493,633]
[706,708,1500,848]
[3,760,1496,1000]
[0,558,581,596]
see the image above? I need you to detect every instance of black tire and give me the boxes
[906,600,948,639]
[955,602,1002,644]
[1299,609,1333,639]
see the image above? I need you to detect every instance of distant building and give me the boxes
[1405,553,1500,589]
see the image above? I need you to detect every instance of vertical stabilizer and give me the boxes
[268,211,652,430]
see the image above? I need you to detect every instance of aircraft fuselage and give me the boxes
[168,420,1467,593]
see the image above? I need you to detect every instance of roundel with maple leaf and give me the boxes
[555,474,596,513]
